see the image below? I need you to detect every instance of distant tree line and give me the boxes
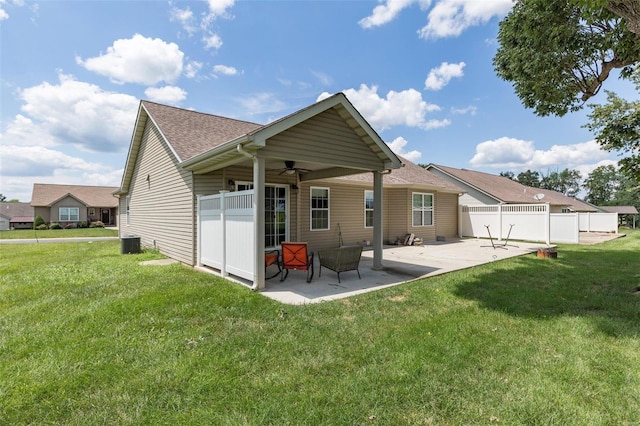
[499,166,639,209]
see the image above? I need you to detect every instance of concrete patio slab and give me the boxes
[260,238,550,305]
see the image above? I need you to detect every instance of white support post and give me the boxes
[545,203,551,245]
[196,194,202,267]
[497,204,503,241]
[372,171,384,270]
[253,157,266,289]
[220,190,228,277]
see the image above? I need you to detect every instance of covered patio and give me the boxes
[257,238,551,304]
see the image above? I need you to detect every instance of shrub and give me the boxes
[77,221,88,228]
[49,223,63,230]
[34,215,45,229]
[89,221,105,228]
[36,224,48,230]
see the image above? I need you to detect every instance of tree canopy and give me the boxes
[584,73,640,180]
[494,0,640,117]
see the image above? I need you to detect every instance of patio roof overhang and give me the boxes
[180,93,402,180]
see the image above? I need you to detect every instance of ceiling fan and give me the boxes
[278,160,311,175]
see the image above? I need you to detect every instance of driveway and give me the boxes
[260,238,550,305]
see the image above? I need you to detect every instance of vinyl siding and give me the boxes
[118,120,195,265]
[261,108,383,170]
[50,196,87,223]
[435,192,458,238]
[34,207,50,224]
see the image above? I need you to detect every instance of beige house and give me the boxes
[115,94,460,288]
[31,184,119,226]
[425,164,598,213]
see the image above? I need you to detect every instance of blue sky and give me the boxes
[1,0,633,202]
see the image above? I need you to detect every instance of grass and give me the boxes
[0,228,118,239]
[1,230,639,425]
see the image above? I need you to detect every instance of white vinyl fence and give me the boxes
[460,204,618,245]
[579,212,618,233]
[197,190,255,281]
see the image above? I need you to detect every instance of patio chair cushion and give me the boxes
[280,242,314,283]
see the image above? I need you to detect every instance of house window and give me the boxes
[237,183,253,191]
[412,193,434,227]
[89,208,95,216]
[310,187,329,230]
[364,190,374,228]
[59,207,79,222]
[126,196,131,225]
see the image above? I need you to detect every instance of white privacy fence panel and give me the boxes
[460,204,550,244]
[550,214,579,244]
[198,191,255,282]
[578,212,618,233]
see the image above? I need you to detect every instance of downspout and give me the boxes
[237,144,262,291]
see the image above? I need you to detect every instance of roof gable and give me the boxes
[31,184,118,207]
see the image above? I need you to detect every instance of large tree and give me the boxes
[575,0,640,34]
[516,170,541,187]
[539,168,583,196]
[583,164,620,204]
[494,0,640,117]
[584,73,640,181]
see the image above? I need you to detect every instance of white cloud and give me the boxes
[2,73,138,153]
[359,0,421,29]
[184,61,203,78]
[213,64,238,76]
[310,70,332,86]
[388,136,422,163]
[237,93,287,117]
[451,105,477,115]
[206,0,235,17]
[470,137,612,170]
[203,33,223,50]
[0,8,8,20]
[418,0,512,39]
[76,34,184,85]
[318,84,448,131]
[0,145,123,201]
[425,61,465,90]
[170,6,197,35]
[144,86,187,105]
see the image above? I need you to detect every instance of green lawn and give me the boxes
[1,231,639,425]
[0,228,118,239]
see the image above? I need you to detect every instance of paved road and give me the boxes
[0,237,119,245]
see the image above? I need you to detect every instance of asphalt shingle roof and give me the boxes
[141,101,263,162]
[30,184,118,207]
[430,164,598,211]
[0,202,33,220]
[338,157,462,192]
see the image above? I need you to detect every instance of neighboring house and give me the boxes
[31,184,119,227]
[0,202,34,230]
[115,94,460,289]
[425,164,598,213]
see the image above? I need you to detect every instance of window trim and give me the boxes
[364,190,374,228]
[59,207,79,222]
[310,186,330,231]
[412,192,434,227]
